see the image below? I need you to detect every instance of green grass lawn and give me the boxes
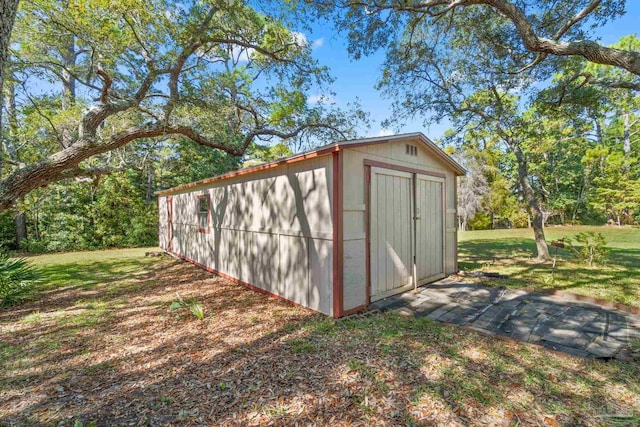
[22,247,163,307]
[458,225,640,307]
[1,248,638,426]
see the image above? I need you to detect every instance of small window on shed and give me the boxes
[197,194,210,233]
[406,144,418,156]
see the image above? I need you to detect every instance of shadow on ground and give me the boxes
[1,256,639,426]
[458,238,640,307]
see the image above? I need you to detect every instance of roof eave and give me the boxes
[155,132,466,196]
[155,145,340,196]
[415,134,467,176]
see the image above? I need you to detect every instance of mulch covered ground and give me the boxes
[1,254,639,426]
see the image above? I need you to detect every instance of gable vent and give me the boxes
[406,144,418,156]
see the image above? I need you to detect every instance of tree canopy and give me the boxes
[0,0,365,211]
[1,0,638,253]
[307,0,639,259]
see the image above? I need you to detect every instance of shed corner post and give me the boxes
[332,149,344,318]
[364,164,371,308]
[454,174,459,273]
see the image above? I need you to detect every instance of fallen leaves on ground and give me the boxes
[1,254,639,426]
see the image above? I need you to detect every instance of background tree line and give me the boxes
[0,0,638,259]
[455,36,640,233]
[0,0,363,252]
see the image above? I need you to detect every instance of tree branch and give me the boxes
[576,72,640,91]
[96,67,112,103]
[355,0,640,75]
[484,0,640,76]
[553,0,602,41]
[242,123,349,148]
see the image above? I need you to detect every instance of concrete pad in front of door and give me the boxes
[368,279,640,359]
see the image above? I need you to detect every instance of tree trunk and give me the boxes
[146,167,154,202]
[573,165,591,222]
[0,0,20,144]
[622,111,632,175]
[60,33,77,149]
[15,207,26,247]
[61,35,76,110]
[595,117,603,145]
[623,111,631,155]
[5,80,28,247]
[4,77,19,162]
[1,59,18,180]
[511,142,550,260]
[34,207,39,240]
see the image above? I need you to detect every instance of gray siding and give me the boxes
[158,134,461,317]
[159,155,334,316]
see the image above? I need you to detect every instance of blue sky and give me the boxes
[302,4,640,141]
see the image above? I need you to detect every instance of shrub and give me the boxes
[509,211,530,229]
[468,212,492,230]
[0,212,17,250]
[170,293,206,320]
[565,232,608,267]
[22,239,48,254]
[0,249,42,306]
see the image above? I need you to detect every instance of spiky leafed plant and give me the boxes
[0,248,41,306]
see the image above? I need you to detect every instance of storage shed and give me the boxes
[157,133,466,317]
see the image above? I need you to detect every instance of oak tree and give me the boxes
[0,0,362,211]
[312,0,640,259]
[0,0,20,141]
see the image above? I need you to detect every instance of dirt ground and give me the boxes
[1,253,639,426]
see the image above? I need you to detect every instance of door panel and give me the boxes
[415,176,444,283]
[370,167,413,300]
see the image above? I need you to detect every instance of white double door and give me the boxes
[370,167,444,301]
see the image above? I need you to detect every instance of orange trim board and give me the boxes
[332,150,344,318]
[364,159,447,178]
[364,165,371,307]
[454,175,459,273]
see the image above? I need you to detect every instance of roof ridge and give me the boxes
[156,132,465,195]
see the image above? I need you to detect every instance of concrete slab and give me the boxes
[543,342,592,358]
[369,279,640,360]
[586,337,625,358]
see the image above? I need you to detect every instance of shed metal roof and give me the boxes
[156,132,466,196]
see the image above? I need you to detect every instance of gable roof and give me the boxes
[335,132,466,175]
[156,132,466,196]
